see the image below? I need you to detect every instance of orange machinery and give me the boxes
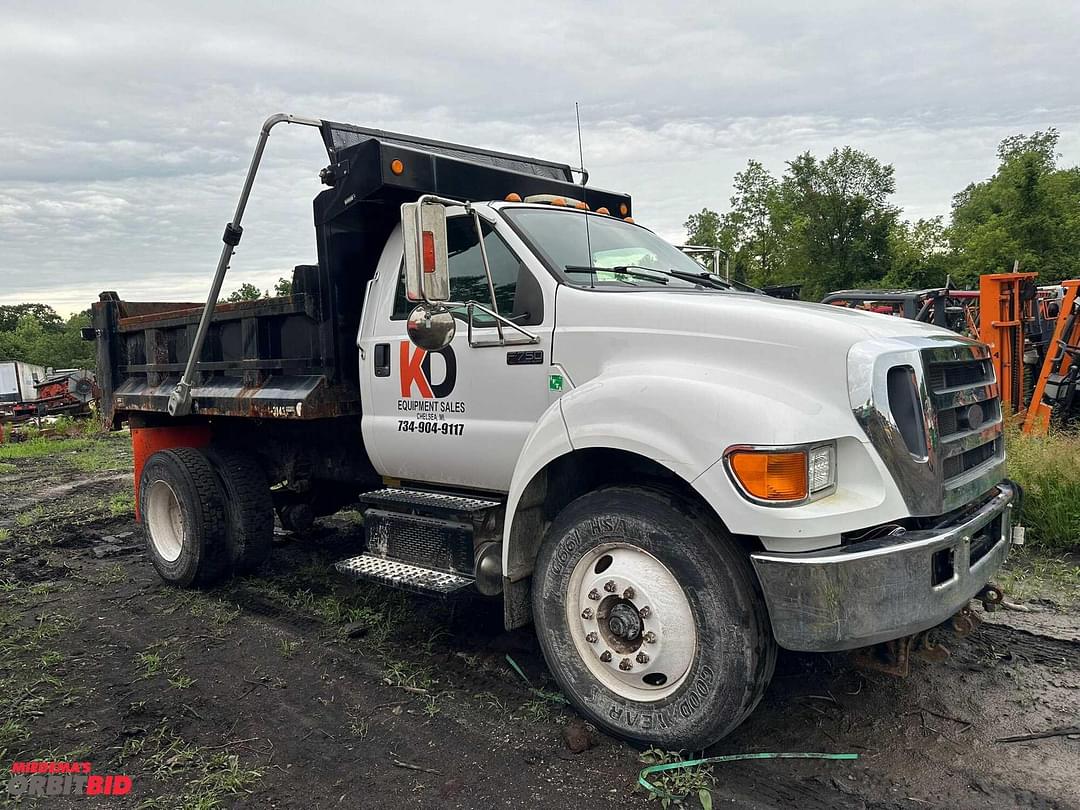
[978,270,1039,416]
[1023,279,1080,434]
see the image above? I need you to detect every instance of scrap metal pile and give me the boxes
[0,364,99,430]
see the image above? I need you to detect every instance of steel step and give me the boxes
[335,553,474,596]
[358,487,501,519]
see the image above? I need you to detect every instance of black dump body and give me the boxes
[92,120,632,427]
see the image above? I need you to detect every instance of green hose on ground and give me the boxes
[638,751,859,801]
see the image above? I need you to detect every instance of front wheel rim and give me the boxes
[146,479,184,563]
[566,542,697,702]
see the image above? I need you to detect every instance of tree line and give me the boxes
[684,128,1080,301]
[0,304,94,371]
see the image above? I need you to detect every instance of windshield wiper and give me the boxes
[664,269,734,290]
[565,265,669,285]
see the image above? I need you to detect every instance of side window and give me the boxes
[392,217,542,326]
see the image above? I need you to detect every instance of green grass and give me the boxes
[0,429,130,472]
[1007,427,1080,553]
[279,639,302,659]
[0,436,95,461]
[90,563,127,586]
[119,724,262,809]
[0,607,85,763]
[638,748,715,808]
[168,672,196,690]
[135,650,173,678]
[70,435,132,472]
[383,659,439,692]
[998,548,1080,605]
[14,504,45,527]
[108,490,135,517]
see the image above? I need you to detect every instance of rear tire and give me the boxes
[531,486,776,750]
[207,448,274,575]
[140,448,229,587]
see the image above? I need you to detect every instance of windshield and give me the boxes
[502,207,725,290]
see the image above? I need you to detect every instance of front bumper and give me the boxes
[750,481,1017,652]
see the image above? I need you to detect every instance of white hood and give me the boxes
[552,286,971,408]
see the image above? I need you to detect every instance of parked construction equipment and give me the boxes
[1023,279,1080,433]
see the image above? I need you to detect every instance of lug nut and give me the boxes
[622,587,635,600]
[581,608,594,620]
[619,658,633,671]
[636,652,649,664]
[604,580,617,593]
[639,606,651,618]
[585,631,598,643]
[599,650,612,662]
[643,631,657,644]
[588,588,601,601]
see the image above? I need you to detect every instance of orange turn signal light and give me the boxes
[728,450,808,502]
[421,231,436,273]
[505,192,522,202]
[619,202,629,216]
[390,158,405,176]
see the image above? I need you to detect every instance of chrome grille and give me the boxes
[850,336,1007,517]
[922,351,1005,505]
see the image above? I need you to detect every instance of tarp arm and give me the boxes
[168,113,324,417]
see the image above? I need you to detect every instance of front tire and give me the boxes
[532,486,776,750]
[140,448,229,587]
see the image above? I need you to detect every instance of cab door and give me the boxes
[360,208,556,493]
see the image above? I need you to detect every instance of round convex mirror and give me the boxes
[406,303,457,351]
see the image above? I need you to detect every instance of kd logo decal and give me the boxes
[399,342,457,399]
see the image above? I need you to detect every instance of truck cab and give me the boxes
[90,115,1017,750]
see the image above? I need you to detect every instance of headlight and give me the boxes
[725,442,837,506]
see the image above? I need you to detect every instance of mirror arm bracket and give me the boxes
[463,301,539,347]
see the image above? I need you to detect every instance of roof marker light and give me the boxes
[505,192,522,202]
[596,207,610,215]
[523,193,588,208]
[619,202,629,216]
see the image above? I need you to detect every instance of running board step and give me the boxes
[335,554,474,596]
[358,487,501,519]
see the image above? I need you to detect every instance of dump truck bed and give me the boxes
[91,264,362,426]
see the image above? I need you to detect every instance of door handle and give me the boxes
[374,343,391,377]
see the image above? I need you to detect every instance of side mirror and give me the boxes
[401,201,451,303]
[407,303,456,351]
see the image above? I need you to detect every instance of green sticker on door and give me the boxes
[549,374,563,392]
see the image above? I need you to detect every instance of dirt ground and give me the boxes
[1,431,1078,809]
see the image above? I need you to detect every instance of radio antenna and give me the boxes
[575,102,594,287]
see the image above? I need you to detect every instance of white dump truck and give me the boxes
[89,115,1017,749]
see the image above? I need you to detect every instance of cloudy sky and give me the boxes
[2,1,1078,314]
